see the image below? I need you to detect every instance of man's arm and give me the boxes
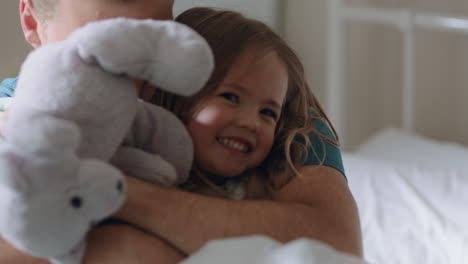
[84,225,185,264]
[0,238,47,264]
[117,165,363,257]
[0,225,185,264]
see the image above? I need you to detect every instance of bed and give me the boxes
[344,128,468,263]
[328,0,468,263]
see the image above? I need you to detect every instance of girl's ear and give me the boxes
[20,0,42,48]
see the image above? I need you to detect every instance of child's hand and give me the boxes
[0,108,9,137]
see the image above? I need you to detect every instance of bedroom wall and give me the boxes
[0,1,31,80]
[284,0,384,150]
[284,0,468,149]
[373,0,468,148]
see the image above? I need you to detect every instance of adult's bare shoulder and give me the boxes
[274,165,350,204]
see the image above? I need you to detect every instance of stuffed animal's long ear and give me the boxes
[68,18,214,96]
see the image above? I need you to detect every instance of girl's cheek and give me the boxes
[261,129,275,153]
[192,105,221,125]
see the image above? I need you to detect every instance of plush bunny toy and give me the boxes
[0,18,213,264]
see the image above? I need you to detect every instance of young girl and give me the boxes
[107,8,361,262]
[2,4,361,263]
[153,7,340,200]
[106,8,361,261]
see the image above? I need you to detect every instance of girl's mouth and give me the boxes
[217,137,252,153]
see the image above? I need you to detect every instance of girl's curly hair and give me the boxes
[153,7,338,199]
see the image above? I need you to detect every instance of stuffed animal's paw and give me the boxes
[112,146,178,186]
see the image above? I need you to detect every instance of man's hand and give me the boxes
[84,225,185,264]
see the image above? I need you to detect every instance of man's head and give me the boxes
[20,0,174,48]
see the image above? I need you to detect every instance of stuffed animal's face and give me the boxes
[0,148,125,257]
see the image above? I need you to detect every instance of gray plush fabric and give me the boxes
[0,18,213,264]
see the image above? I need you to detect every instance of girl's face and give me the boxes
[188,48,289,177]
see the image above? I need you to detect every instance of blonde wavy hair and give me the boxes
[153,7,338,199]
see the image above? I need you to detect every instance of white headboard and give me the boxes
[326,0,468,147]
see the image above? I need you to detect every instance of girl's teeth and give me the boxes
[218,138,249,153]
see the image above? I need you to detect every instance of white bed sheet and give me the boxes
[181,235,365,264]
[345,129,468,264]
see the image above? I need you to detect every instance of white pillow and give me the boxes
[344,153,468,264]
[355,128,468,169]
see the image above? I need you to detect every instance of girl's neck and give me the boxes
[202,170,243,186]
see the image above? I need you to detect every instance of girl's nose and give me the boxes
[236,110,259,132]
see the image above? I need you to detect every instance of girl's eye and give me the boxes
[260,108,278,121]
[219,92,240,103]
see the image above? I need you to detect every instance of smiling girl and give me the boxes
[153,7,344,201]
[113,8,360,261]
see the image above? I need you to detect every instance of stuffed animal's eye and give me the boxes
[70,196,83,209]
[117,180,124,193]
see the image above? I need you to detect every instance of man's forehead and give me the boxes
[57,0,174,19]
[59,0,174,6]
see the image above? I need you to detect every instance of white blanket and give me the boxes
[346,128,468,263]
[181,236,366,264]
[345,153,468,264]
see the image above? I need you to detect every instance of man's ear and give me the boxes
[20,0,42,48]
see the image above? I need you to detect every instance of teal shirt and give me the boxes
[302,117,345,177]
[0,78,17,98]
[0,77,345,177]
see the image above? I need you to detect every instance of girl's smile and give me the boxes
[216,136,253,154]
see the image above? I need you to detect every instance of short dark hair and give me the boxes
[32,0,56,21]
